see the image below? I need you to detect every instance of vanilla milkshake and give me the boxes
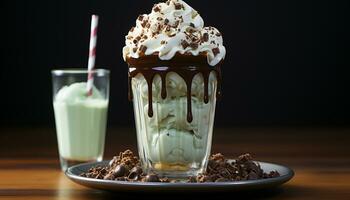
[123,0,225,177]
[52,70,109,171]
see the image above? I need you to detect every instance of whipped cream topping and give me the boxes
[123,0,226,66]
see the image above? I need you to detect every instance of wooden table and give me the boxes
[0,127,349,199]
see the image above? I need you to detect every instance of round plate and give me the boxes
[65,160,294,192]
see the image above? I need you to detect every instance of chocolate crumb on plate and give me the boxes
[143,174,161,182]
[80,150,280,183]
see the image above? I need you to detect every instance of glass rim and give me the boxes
[51,68,110,75]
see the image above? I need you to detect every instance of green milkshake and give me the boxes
[53,82,108,170]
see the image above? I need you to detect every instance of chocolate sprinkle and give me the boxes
[173,20,180,28]
[141,20,148,28]
[202,33,209,42]
[139,45,147,55]
[153,6,161,12]
[164,18,169,24]
[174,3,182,10]
[181,40,190,49]
[190,42,199,50]
[212,47,220,56]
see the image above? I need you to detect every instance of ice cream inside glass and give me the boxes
[123,0,225,177]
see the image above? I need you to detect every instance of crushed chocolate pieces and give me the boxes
[143,174,160,182]
[212,47,220,56]
[141,20,148,28]
[129,27,135,33]
[153,5,161,12]
[165,25,171,32]
[197,153,279,182]
[132,36,141,44]
[128,166,143,180]
[113,164,129,177]
[173,20,180,28]
[80,150,280,183]
[181,40,190,49]
[216,32,222,37]
[202,33,209,42]
[265,170,280,178]
[174,3,183,10]
[164,18,169,25]
[187,28,195,34]
[138,15,144,21]
[139,45,147,54]
[190,42,199,49]
[211,153,225,161]
[179,16,184,22]
[190,23,195,28]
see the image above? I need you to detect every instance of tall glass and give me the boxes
[131,70,217,177]
[51,69,109,171]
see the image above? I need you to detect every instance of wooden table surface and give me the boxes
[0,127,349,199]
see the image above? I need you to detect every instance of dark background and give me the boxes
[2,0,349,128]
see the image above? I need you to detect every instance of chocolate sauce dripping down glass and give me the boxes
[127,55,222,123]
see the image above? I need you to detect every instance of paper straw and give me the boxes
[87,15,99,96]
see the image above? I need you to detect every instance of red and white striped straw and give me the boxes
[87,14,99,96]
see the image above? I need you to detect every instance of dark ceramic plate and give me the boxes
[65,160,294,192]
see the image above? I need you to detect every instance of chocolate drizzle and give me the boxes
[127,54,222,123]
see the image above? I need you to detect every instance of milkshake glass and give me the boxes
[51,69,109,171]
[129,55,220,177]
[123,0,226,177]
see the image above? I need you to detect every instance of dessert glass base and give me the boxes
[150,162,205,178]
